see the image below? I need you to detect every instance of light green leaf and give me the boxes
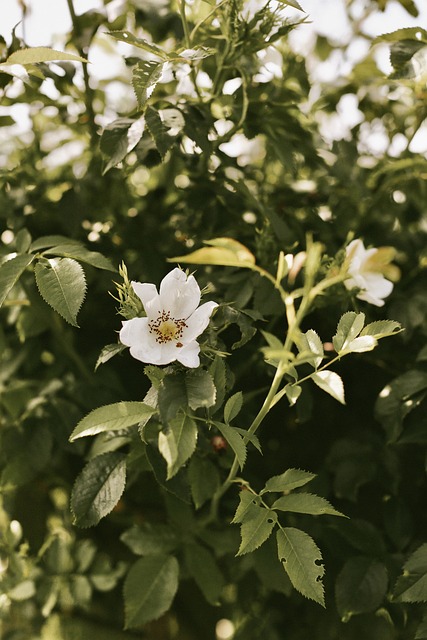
[237,507,277,556]
[262,468,316,494]
[34,257,86,326]
[272,493,345,517]
[185,369,216,410]
[393,543,427,602]
[332,312,365,353]
[284,384,302,406]
[373,28,427,45]
[120,523,177,556]
[169,237,256,268]
[360,320,402,339]
[214,421,247,470]
[277,0,304,10]
[158,413,198,479]
[336,557,388,621]
[95,343,126,371]
[3,47,87,65]
[224,391,243,423]
[277,527,325,606]
[312,371,345,404]
[132,60,164,108]
[107,31,168,59]
[184,543,225,605]
[0,254,34,308]
[124,555,179,629]
[188,456,220,509]
[232,490,261,524]
[42,244,116,271]
[176,46,216,61]
[70,402,156,441]
[298,329,324,368]
[100,117,145,174]
[70,452,126,527]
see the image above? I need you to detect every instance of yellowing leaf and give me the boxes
[169,237,256,268]
[3,47,87,65]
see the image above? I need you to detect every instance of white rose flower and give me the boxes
[344,239,394,307]
[119,268,217,368]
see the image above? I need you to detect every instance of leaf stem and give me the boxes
[65,0,97,143]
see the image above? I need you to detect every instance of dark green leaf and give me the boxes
[232,490,261,524]
[132,59,164,108]
[184,543,225,604]
[188,456,220,509]
[71,452,126,527]
[0,254,34,308]
[158,374,187,424]
[393,543,427,602]
[336,557,388,621]
[185,368,216,410]
[375,370,427,442]
[277,527,325,606]
[120,523,177,556]
[124,556,179,629]
[158,413,198,479]
[70,402,156,440]
[30,235,81,251]
[34,257,86,326]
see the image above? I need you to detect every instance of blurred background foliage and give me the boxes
[1,0,427,638]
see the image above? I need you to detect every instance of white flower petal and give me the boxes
[176,341,200,368]
[131,282,158,309]
[362,273,394,299]
[120,317,164,364]
[159,268,201,318]
[183,301,218,342]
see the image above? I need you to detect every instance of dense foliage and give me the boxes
[1,1,427,638]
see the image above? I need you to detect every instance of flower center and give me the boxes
[148,310,187,345]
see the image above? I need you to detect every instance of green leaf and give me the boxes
[169,237,256,268]
[132,60,164,108]
[145,107,184,158]
[185,369,216,410]
[214,421,247,470]
[332,312,365,354]
[42,244,116,271]
[360,320,402,339]
[188,456,220,509]
[15,229,32,253]
[158,374,187,424]
[120,523,177,556]
[95,343,126,371]
[284,384,302,406]
[124,555,179,629]
[232,490,261,524]
[34,257,86,327]
[393,543,427,602]
[70,402,156,441]
[277,527,325,606]
[100,117,145,174]
[184,543,225,605]
[30,235,81,251]
[277,0,304,9]
[262,468,316,494]
[107,31,168,59]
[71,452,126,527]
[272,493,345,517]
[176,46,216,61]
[158,413,198,479]
[312,371,345,404]
[237,507,277,556]
[336,557,388,621]
[298,329,324,368]
[375,370,427,442]
[253,538,293,596]
[0,254,34,308]
[415,613,427,639]
[3,47,87,65]
[224,391,243,424]
[0,115,15,127]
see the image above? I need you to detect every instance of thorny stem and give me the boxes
[65,0,97,144]
[209,259,348,521]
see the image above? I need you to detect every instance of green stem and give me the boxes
[178,0,192,49]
